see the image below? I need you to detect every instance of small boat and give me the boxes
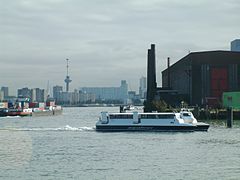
[96,109,209,132]
[6,108,32,117]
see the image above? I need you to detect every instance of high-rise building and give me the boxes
[231,39,240,52]
[53,86,63,98]
[35,88,47,102]
[53,85,63,103]
[139,76,147,99]
[1,86,9,98]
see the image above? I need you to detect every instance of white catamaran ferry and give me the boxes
[96,109,209,132]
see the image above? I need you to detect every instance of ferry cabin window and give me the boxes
[183,113,191,116]
[109,114,133,119]
[140,114,175,119]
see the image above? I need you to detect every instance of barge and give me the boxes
[0,106,62,117]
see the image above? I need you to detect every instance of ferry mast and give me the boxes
[64,58,72,92]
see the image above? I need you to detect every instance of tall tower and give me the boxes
[64,59,72,92]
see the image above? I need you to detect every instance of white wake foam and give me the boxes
[0,125,95,132]
[56,125,94,131]
[0,116,21,119]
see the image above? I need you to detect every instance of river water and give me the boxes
[0,107,240,180]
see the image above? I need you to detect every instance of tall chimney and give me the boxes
[146,44,157,105]
[167,57,170,88]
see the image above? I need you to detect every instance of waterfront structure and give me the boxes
[162,51,240,107]
[139,76,147,99]
[231,39,240,52]
[18,87,31,98]
[81,80,128,104]
[64,59,72,92]
[1,86,9,99]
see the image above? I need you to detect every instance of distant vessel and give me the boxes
[0,107,62,117]
[96,109,209,132]
[0,100,62,117]
[0,108,34,117]
[6,108,33,117]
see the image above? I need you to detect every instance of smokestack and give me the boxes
[146,44,157,104]
[167,57,170,88]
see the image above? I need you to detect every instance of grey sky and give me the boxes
[1,0,239,95]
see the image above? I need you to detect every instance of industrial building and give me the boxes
[162,50,240,107]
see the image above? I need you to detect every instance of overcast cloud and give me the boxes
[0,0,239,95]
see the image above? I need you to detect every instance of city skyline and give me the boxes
[0,77,146,97]
[1,0,240,95]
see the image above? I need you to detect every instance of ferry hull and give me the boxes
[96,124,208,132]
[6,111,32,117]
[195,123,210,131]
